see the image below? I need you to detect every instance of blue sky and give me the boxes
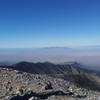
[0,0,100,48]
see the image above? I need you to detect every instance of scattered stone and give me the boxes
[0,67,100,100]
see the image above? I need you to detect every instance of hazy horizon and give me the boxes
[0,0,100,70]
[0,46,100,71]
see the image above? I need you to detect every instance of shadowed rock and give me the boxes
[10,90,74,100]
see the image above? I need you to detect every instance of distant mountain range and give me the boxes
[0,46,100,70]
[0,61,94,74]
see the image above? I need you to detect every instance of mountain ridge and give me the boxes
[0,61,99,75]
[1,61,100,96]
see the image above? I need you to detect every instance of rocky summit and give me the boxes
[0,62,100,100]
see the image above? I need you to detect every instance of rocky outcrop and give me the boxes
[0,67,100,100]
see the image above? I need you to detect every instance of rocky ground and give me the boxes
[0,68,100,100]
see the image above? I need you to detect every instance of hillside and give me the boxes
[1,61,100,92]
[0,67,100,100]
[10,62,97,74]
